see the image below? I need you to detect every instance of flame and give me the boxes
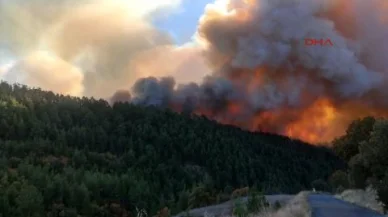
[168,62,388,144]
[285,98,337,143]
[173,68,345,144]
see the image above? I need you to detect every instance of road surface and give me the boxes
[174,195,294,217]
[175,194,386,217]
[309,194,386,217]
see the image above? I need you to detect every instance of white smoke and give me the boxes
[0,0,209,97]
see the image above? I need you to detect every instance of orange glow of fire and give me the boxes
[285,98,337,143]
[173,97,351,144]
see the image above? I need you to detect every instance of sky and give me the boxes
[0,0,212,72]
[152,0,210,45]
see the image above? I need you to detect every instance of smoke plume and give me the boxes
[1,0,388,143]
[0,0,208,98]
[121,0,388,143]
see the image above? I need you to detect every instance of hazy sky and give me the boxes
[152,0,210,45]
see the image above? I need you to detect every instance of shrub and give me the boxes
[233,198,248,217]
[247,189,268,213]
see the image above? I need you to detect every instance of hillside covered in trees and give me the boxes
[0,82,344,217]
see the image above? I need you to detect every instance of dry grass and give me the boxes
[257,191,311,217]
[203,191,311,217]
[335,186,385,214]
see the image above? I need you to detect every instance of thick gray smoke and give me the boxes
[114,0,388,143]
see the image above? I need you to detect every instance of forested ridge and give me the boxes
[0,81,344,217]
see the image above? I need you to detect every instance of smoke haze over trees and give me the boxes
[1,0,388,216]
[1,0,388,143]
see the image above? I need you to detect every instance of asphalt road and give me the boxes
[175,194,386,217]
[309,194,386,217]
[174,195,294,217]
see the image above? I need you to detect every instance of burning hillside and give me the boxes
[119,0,388,143]
[1,0,388,143]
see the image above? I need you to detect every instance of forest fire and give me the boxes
[184,97,339,144]
[1,0,388,144]
[285,98,337,143]
[124,0,388,144]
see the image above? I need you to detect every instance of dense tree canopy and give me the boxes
[332,116,376,162]
[0,82,344,217]
[332,116,388,210]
